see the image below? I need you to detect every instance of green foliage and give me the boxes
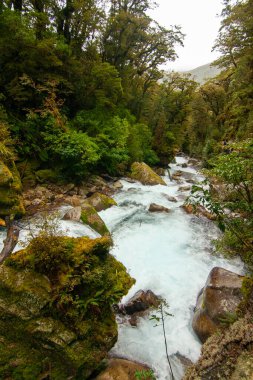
[240,276,253,313]
[135,369,156,380]
[43,129,100,179]
[218,312,238,327]
[128,123,158,165]
[187,139,253,270]
[0,121,14,162]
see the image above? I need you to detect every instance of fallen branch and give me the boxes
[0,217,20,264]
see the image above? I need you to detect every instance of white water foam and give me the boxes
[99,158,244,380]
[0,157,244,379]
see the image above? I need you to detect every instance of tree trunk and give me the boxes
[32,0,45,39]
[0,218,20,264]
[63,0,74,44]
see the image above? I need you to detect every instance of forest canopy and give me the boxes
[0,0,252,180]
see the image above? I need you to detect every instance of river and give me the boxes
[99,155,243,380]
[0,156,244,380]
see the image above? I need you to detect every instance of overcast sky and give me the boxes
[149,0,224,71]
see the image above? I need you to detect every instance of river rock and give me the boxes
[86,175,113,196]
[178,185,191,192]
[95,358,153,380]
[63,206,82,221]
[164,195,178,203]
[119,290,161,315]
[182,204,217,221]
[130,162,166,186]
[81,202,110,236]
[192,267,244,343]
[148,203,171,213]
[61,183,75,194]
[87,192,117,212]
[154,167,166,176]
[188,158,199,166]
[113,180,123,190]
[172,170,183,180]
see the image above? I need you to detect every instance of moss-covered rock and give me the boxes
[81,203,110,236]
[184,316,253,380]
[35,168,60,184]
[87,192,117,212]
[0,160,25,218]
[1,235,135,379]
[130,162,166,186]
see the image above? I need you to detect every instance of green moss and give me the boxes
[87,192,117,212]
[0,161,13,186]
[81,203,110,236]
[130,162,166,186]
[1,235,135,379]
[0,198,25,218]
[0,160,25,219]
[0,187,20,206]
[239,276,253,313]
[35,169,60,183]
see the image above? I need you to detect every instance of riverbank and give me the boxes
[0,156,245,379]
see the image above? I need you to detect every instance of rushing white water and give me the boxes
[99,156,244,380]
[0,206,100,253]
[0,156,244,380]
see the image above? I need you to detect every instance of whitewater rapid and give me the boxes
[99,156,244,379]
[0,156,244,379]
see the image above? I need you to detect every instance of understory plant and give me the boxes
[150,299,175,380]
[187,139,253,270]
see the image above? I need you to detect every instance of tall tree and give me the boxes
[102,0,183,115]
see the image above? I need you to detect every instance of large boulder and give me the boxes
[119,290,161,315]
[148,203,171,213]
[81,202,110,236]
[95,358,154,380]
[130,162,166,186]
[0,160,25,218]
[87,192,117,212]
[0,236,135,379]
[192,267,244,343]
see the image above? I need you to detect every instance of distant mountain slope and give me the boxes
[184,63,221,84]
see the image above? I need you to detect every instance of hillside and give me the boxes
[184,63,221,84]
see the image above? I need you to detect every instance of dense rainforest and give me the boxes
[0,0,253,379]
[0,0,252,262]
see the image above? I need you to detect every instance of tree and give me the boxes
[213,0,253,139]
[102,0,183,114]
